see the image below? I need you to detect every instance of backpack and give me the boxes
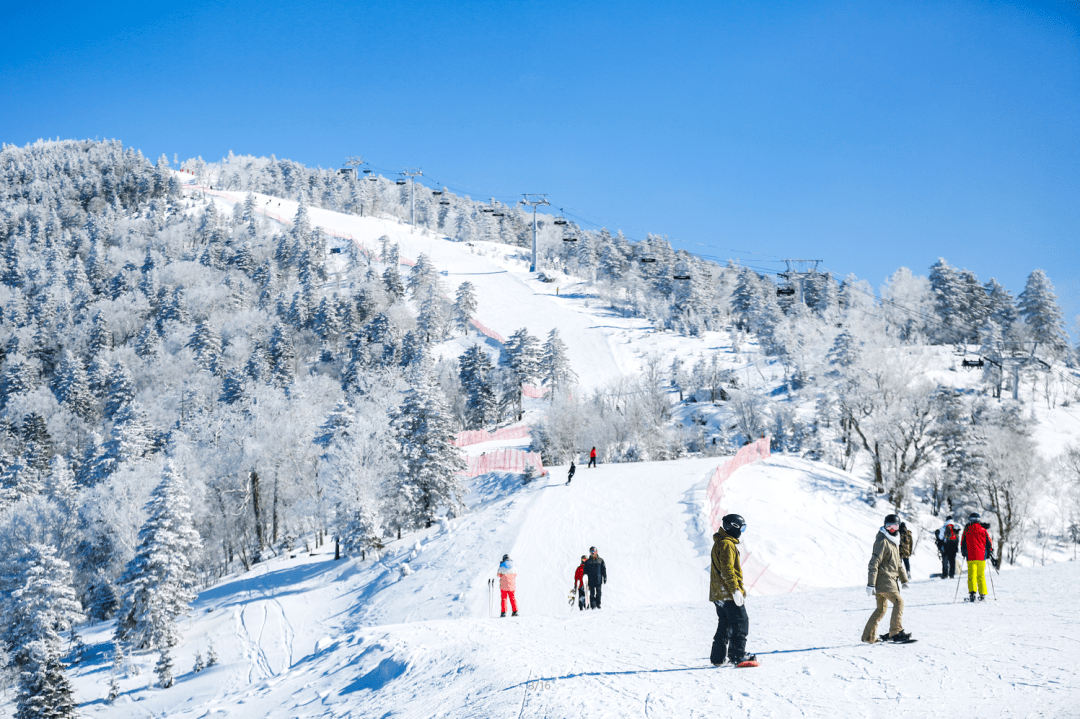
[944,524,958,542]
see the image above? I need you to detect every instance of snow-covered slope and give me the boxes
[64,447,1080,718]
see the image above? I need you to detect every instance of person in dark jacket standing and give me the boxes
[709,514,754,665]
[583,547,606,608]
[899,522,913,574]
[566,461,576,485]
[936,516,961,579]
[587,447,597,469]
[961,513,992,602]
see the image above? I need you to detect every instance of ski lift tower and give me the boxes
[402,168,423,229]
[779,259,823,305]
[983,341,1050,401]
[519,194,550,272]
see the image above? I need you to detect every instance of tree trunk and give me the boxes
[250,470,264,552]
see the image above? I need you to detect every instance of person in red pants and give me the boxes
[498,554,518,617]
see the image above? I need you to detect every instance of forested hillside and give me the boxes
[1,140,1078,712]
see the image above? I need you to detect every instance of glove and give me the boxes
[732,591,745,607]
[866,586,876,596]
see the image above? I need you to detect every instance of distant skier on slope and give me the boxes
[936,516,961,579]
[587,447,597,469]
[862,513,912,644]
[573,555,588,611]
[899,521,913,574]
[709,514,755,665]
[961,513,992,602]
[566,460,576,485]
[498,554,518,617]
[583,547,607,608]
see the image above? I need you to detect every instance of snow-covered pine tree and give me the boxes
[0,543,82,719]
[452,281,478,337]
[388,348,466,530]
[540,328,577,396]
[186,321,223,375]
[103,360,136,422]
[928,258,965,344]
[114,460,203,650]
[1017,269,1068,356]
[458,344,497,429]
[500,328,541,420]
[52,349,95,420]
[416,286,448,344]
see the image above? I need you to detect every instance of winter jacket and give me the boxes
[498,560,517,591]
[583,555,607,585]
[937,521,960,549]
[899,524,913,560]
[709,529,745,602]
[590,448,597,459]
[961,522,990,561]
[867,528,909,593]
[574,564,585,588]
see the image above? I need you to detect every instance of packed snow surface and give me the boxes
[64,455,1080,717]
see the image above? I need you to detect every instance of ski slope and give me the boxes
[58,450,1080,718]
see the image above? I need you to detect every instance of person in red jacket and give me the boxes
[588,447,597,469]
[961,513,992,602]
[573,555,588,610]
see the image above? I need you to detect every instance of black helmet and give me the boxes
[722,514,746,537]
[502,554,509,561]
[968,512,981,522]
[884,514,900,526]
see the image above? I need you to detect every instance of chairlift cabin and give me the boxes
[493,212,505,217]
[432,190,443,196]
[553,217,568,226]
[337,168,357,181]
[961,358,985,369]
[562,235,578,242]
[481,207,495,213]
[362,168,372,174]
[396,179,408,186]
[673,273,691,280]
[439,199,450,206]
[367,174,378,182]
[777,287,795,296]
[640,257,657,264]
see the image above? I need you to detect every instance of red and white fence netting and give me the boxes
[459,448,546,478]
[705,437,801,594]
[453,424,532,447]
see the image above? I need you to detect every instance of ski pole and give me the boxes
[988,566,997,601]
[953,563,966,602]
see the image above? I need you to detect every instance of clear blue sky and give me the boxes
[4,0,1078,336]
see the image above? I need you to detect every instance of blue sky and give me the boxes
[4,0,1078,336]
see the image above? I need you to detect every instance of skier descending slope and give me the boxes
[862,514,914,644]
[498,554,518,617]
[709,514,756,666]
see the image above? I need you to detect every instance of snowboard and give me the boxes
[878,634,918,644]
[736,660,760,668]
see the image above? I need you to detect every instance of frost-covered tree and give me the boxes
[114,461,203,649]
[540,328,577,396]
[500,328,541,420]
[186,321,223,375]
[459,344,497,429]
[452,281,478,337]
[1017,269,1068,356]
[0,543,82,719]
[389,350,466,530]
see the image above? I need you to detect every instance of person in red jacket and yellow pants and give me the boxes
[961,513,993,602]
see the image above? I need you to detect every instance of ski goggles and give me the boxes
[885,522,899,531]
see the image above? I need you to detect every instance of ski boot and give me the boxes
[968,591,976,603]
[512,611,519,616]
[500,612,506,618]
[978,595,986,602]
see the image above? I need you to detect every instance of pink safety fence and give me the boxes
[522,384,548,399]
[459,448,547,478]
[705,437,801,594]
[453,424,532,447]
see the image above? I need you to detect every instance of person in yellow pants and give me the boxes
[960,512,992,602]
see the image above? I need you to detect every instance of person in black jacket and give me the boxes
[583,546,607,609]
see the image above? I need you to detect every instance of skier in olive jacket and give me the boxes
[862,513,911,644]
[709,514,754,665]
[898,522,913,574]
